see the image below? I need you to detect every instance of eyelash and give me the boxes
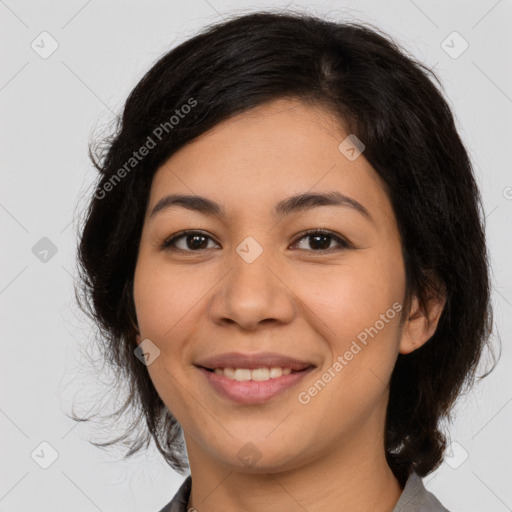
[161,229,352,254]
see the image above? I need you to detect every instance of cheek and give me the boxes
[133,255,208,344]
[298,255,403,339]
[294,264,403,428]
[293,251,404,398]
[133,257,205,425]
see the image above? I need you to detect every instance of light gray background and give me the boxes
[1,0,511,511]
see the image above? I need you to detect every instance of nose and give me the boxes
[208,247,296,331]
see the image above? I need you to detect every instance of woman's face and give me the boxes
[133,97,412,473]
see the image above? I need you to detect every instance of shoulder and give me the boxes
[156,475,192,512]
[392,472,450,512]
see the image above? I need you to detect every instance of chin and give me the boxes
[209,437,314,474]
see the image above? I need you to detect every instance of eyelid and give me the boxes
[162,228,353,253]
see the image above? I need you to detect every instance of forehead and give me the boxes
[148,98,394,227]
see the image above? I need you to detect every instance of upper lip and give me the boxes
[195,352,316,371]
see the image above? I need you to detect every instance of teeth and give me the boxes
[212,367,293,381]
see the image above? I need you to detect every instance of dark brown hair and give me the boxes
[75,10,494,482]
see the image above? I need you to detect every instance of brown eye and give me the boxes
[291,229,351,252]
[162,231,220,252]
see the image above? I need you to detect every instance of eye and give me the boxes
[161,230,220,252]
[161,229,352,253]
[290,229,352,252]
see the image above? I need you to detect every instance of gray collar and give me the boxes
[392,472,449,512]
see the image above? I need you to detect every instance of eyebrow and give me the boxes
[149,191,372,222]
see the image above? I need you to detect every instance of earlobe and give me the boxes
[399,292,446,355]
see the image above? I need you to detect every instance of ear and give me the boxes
[399,291,446,355]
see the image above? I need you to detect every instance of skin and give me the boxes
[133,97,445,512]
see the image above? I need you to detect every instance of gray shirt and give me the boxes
[157,472,449,512]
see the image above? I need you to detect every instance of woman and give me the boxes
[76,11,493,512]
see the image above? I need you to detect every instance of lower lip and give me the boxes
[198,367,314,404]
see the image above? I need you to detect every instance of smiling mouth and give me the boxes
[194,351,316,403]
[197,365,315,404]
